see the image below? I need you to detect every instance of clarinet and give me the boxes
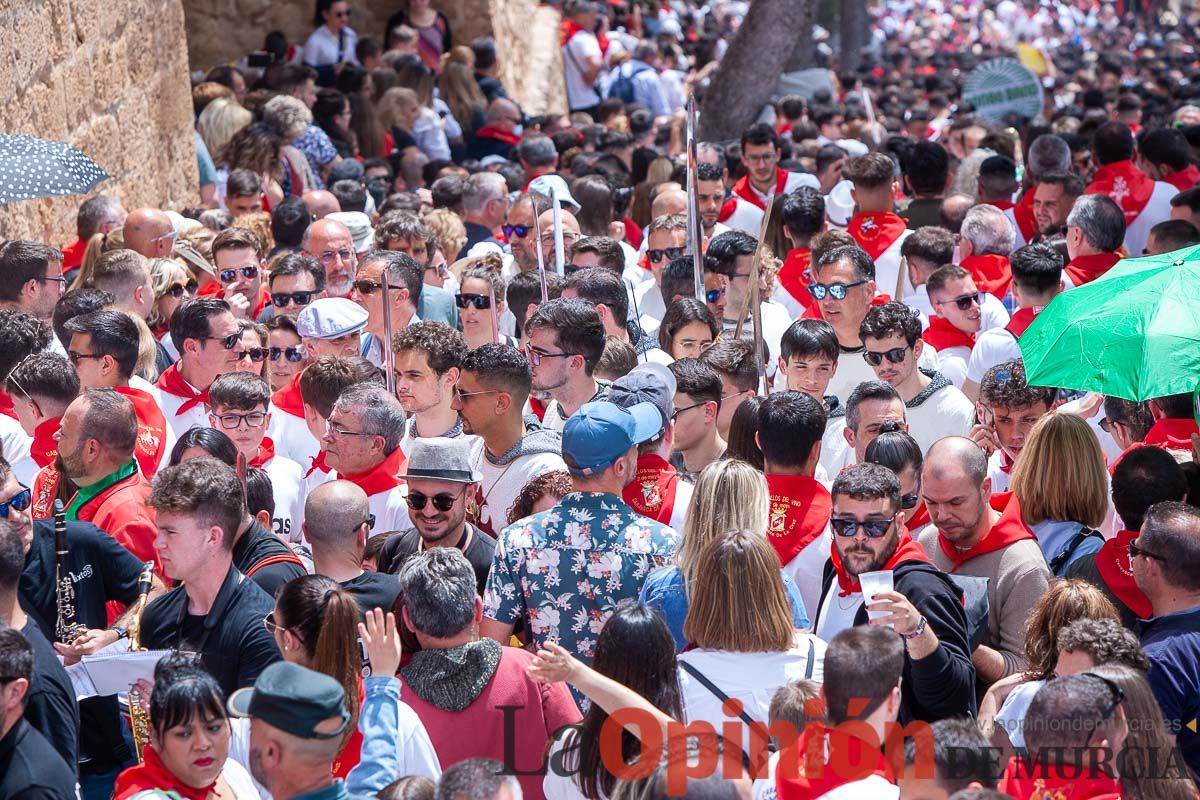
[54,499,86,644]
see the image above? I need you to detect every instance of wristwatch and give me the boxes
[111,626,129,641]
[899,615,927,641]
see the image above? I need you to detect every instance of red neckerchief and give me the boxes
[30,417,61,469]
[156,364,209,415]
[777,724,896,800]
[765,474,832,566]
[250,437,276,468]
[114,745,217,800]
[998,449,1016,475]
[908,500,930,530]
[960,253,1013,299]
[332,680,365,778]
[830,530,930,596]
[474,126,522,146]
[922,315,975,352]
[272,370,306,418]
[801,293,893,321]
[1004,306,1043,339]
[1065,252,1121,287]
[528,395,547,422]
[115,386,168,476]
[304,450,331,479]
[847,212,908,261]
[997,756,1121,800]
[776,249,820,315]
[622,453,680,524]
[717,196,738,222]
[1095,529,1153,619]
[991,199,1016,211]
[0,390,17,420]
[937,491,1034,571]
[197,282,222,298]
[1165,164,1200,192]
[219,285,272,319]
[1013,189,1038,242]
[560,19,610,55]
[732,169,788,211]
[61,238,87,271]
[339,447,407,497]
[1086,160,1155,224]
[1143,417,1199,451]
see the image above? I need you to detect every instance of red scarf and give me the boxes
[1065,252,1120,287]
[0,390,17,420]
[1143,417,1198,451]
[765,474,832,566]
[622,454,681,525]
[1004,306,1043,339]
[113,744,217,800]
[991,199,1016,211]
[1013,189,1038,242]
[272,370,306,418]
[830,530,930,596]
[717,196,738,223]
[1095,529,1153,619]
[997,756,1121,800]
[776,249,820,315]
[116,386,169,477]
[908,500,930,530]
[1165,164,1200,192]
[998,449,1016,475]
[30,417,60,469]
[1086,160,1155,224]
[560,19,610,55]
[61,238,87,270]
[31,465,62,520]
[528,395,547,422]
[960,253,1013,299]
[731,169,789,211]
[304,450,331,480]
[777,725,896,800]
[847,212,908,261]
[921,315,975,352]
[156,364,209,415]
[474,126,522,146]
[937,492,1035,571]
[339,447,407,497]
[250,437,276,468]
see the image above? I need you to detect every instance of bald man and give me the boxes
[302,218,356,298]
[302,480,401,613]
[917,437,1052,684]
[537,207,582,269]
[650,188,688,220]
[466,98,524,161]
[302,190,341,220]
[123,208,176,258]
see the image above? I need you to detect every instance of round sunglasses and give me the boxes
[864,346,911,367]
[807,280,868,301]
[219,265,259,284]
[405,488,465,512]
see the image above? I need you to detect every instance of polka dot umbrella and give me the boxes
[0,134,109,205]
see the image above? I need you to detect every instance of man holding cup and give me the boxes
[812,462,977,722]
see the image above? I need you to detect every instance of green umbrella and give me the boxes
[1020,245,1200,402]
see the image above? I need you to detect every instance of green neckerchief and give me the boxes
[66,459,139,519]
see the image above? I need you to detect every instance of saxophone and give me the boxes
[126,560,155,763]
[53,500,86,644]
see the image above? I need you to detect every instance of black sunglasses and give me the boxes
[269,345,307,363]
[455,293,491,310]
[200,328,244,350]
[864,346,910,367]
[165,281,198,299]
[502,224,530,239]
[830,514,896,538]
[936,292,981,312]
[405,489,465,512]
[0,487,32,518]
[1081,672,1125,746]
[219,265,259,284]
[901,492,919,510]
[807,280,867,301]
[647,246,685,263]
[1128,540,1164,562]
[353,279,401,296]
[271,291,315,307]
[237,347,270,363]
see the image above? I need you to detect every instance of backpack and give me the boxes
[606,63,651,104]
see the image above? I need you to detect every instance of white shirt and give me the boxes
[477,449,568,534]
[158,377,213,440]
[634,279,667,335]
[905,380,975,456]
[965,325,1022,384]
[872,229,915,302]
[563,30,603,110]
[815,585,862,641]
[825,349,878,409]
[3,416,34,487]
[302,24,359,68]
[818,417,853,479]
[261,454,307,544]
[721,173,821,235]
[1123,181,1178,259]
[268,407,322,474]
[782,527,833,617]
[986,448,1012,493]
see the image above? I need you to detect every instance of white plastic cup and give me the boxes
[859,570,895,622]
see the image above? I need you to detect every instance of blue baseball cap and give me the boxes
[563,400,662,476]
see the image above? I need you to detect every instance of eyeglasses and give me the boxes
[456,293,491,310]
[502,224,530,239]
[165,281,198,299]
[647,247,684,263]
[149,230,178,245]
[270,345,307,363]
[0,487,32,518]
[406,488,466,512]
[807,280,868,301]
[326,422,378,438]
[1128,540,1164,562]
[318,248,355,267]
[1081,672,1125,747]
[671,400,709,420]
[236,348,270,363]
[864,346,911,366]
[453,386,499,401]
[66,351,105,366]
[934,292,981,312]
[901,493,919,510]
[35,275,68,286]
[353,279,402,296]
[263,613,284,636]
[212,411,269,429]
[199,329,244,350]
[541,232,580,245]
[525,348,577,367]
[743,152,777,164]
[705,288,726,304]
[219,265,259,284]
[830,514,897,538]
[271,291,315,307]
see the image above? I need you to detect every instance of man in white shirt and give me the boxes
[561,0,605,114]
[820,380,908,479]
[523,297,609,432]
[720,123,819,235]
[156,297,244,439]
[921,265,1005,388]
[352,250,421,367]
[634,214,687,335]
[707,231,791,372]
[900,226,1006,333]
[393,321,470,452]
[808,245,885,407]
[1084,121,1177,259]
[972,359,1056,493]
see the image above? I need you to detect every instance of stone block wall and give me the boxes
[0,0,199,245]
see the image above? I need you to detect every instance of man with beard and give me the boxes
[812,462,976,722]
[302,218,358,299]
[522,298,608,432]
[392,322,469,452]
[1031,171,1084,242]
[502,192,551,276]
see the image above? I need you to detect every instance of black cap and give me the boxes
[228,662,349,740]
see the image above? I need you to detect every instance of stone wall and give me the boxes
[0,0,198,245]
[182,0,566,115]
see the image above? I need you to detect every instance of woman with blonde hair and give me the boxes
[639,459,810,651]
[261,94,318,196]
[438,48,486,138]
[71,226,126,291]
[422,208,466,266]
[376,87,424,162]
[147,258,196,354]
[1011,413,1110,576]
[197,97,253,166]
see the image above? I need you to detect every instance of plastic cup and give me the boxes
[859,570,895,622]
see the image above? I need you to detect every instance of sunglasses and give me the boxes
[502,224,530,239]
[1128,540,1164,562]
[455,293,491,310]
[270,345,307,363]
[830,514,896,538]
[864,346,910,366]
[212,411,268,429]
[647,246,684,263]
[405,489,465,512]
[219,265,259,284]
[705,288,726,304]
[0,487,32,518]
[935,292,981,311]
[807,280,868,301]
[353,279,402,296]
[1081,672,1125,746]
[200,328,244,350]
[237,348,270,363]
[271,291,315,307]
[67,351,105,366]
[165,281,198,299]
[901,493,919,510]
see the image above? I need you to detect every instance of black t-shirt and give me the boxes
[339,572,402,616]
[232,521,307,600]
[0,720,75,800]
[20,620,79,771]
[20,518,145,640]
[139,564,281,695]
[378,525,496,596]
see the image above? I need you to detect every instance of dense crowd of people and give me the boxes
[3,0,1200,798]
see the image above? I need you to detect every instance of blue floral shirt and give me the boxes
[293,124,338,189]
[484,492,679,664]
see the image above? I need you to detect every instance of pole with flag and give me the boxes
[686,95,704,299]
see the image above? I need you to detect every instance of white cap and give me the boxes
[528,174,581,211]
[296,297,369,339]
[326,211,375,253]
[825,180,856,230]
